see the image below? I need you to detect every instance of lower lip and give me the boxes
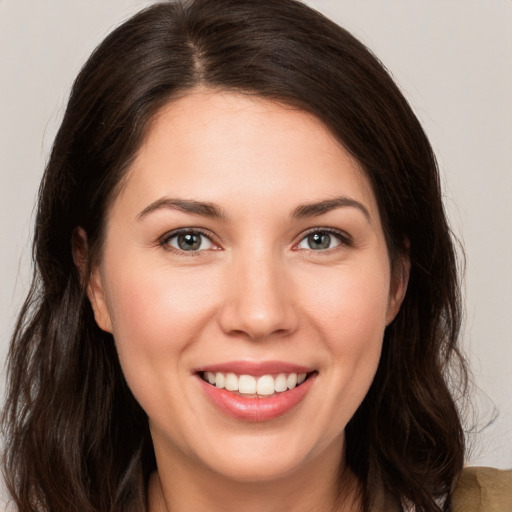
[198,373,316,422]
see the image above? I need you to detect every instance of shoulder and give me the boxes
[451,466,512,512]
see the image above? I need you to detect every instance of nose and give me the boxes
[217,249,299,341]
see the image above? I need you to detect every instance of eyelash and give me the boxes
[295,228,353,252]
[159,228,218,255]
[159,227,353,254]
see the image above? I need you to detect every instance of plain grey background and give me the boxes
[1,2,511,495]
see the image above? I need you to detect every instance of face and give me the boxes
[87,89,407,483]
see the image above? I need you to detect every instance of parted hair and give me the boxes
[2,1,467,511]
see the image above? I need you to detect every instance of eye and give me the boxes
[296,230,349,251]
[162,230,216,252]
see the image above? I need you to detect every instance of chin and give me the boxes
[187,425,343,485]
[204,450,311,483]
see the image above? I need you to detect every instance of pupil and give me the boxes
[178,233,201,251]
[309,232,331,250]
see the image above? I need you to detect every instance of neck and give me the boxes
[147,437,361,512]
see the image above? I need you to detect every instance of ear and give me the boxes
[385,247,411,326]
[72,227,113,333]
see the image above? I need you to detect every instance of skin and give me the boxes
[84,89,408,512]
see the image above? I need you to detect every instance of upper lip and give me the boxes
[194,360,315,376]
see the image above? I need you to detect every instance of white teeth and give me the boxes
[225,373,238,391]
[215,372,225,389]
[274,373,288,392]
[286,373,297,389]
[256,375,275,396]
[202,371,311,395]
[239,375,257,394]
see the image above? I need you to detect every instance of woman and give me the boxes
[2,1,510,511]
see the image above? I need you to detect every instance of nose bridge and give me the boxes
[218,243,297,340]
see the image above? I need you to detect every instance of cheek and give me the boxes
[102,262,219,401]
[302,260,391,343]
[300,260,389,400]
[106,263,216,345]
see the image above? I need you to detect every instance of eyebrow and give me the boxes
[136,198,226,220]
[136,195,371,223]
[291,196,371,222]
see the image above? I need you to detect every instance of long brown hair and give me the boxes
[2,1,467,511]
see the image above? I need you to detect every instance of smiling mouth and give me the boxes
[199,371,316,398]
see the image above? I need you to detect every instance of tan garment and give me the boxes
[452,467,512,512]
[372,467,512,512]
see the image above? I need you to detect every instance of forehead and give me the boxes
[118,89,380,222]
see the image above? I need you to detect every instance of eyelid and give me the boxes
[159,227,221,253]
[157,226,352,254]
[293,227,353,251]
